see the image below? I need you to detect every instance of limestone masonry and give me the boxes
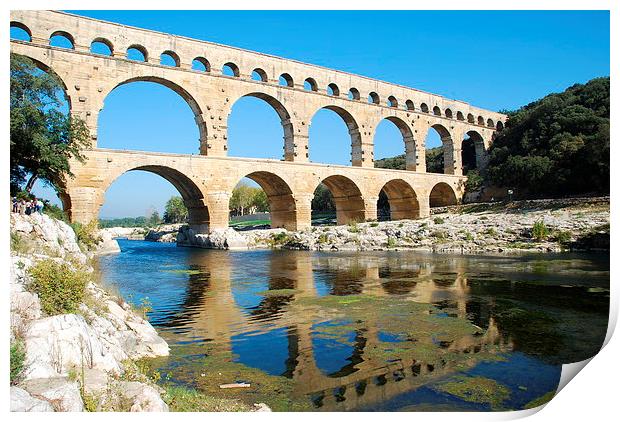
[10,10,507,233]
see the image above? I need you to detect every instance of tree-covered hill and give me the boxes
[487,77,609,197]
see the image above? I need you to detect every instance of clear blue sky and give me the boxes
[25,10,609,218]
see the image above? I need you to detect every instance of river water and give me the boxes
[96,239,609,411]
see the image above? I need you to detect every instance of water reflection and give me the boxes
[97,243,609,411]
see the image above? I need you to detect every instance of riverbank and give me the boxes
[177,197,610,254]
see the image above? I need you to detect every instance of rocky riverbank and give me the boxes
[178,197,610,254]
[10,213,170,412]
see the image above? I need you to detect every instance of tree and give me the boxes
[148,211,162,226]
[311,184,336,212]
[164,196,188,223]
[230,184,256,215]
[10,53,91,194]
[251,190,269,212]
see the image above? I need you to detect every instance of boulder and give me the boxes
[119,381,169,412]
[10,386,55,412]
[177,226,248,250]
[20,377,83,412]
[94,230,121,255]
[23,314,121,380]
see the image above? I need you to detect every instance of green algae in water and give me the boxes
[163,269,203,275]
[431,375,511,409]
[523,390,555,409]
[257,288,301,297]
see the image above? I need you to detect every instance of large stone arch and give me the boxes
[100,165,210,228]
[427,123,457,175]
[235,171,298,230]
[12,53,72,108]
[98,75,208,154]
[462,130,487,172]
[373,115,416,171]
[316,175,365,224]
[226,91,293,161]
[429,182,458,208]
[309,105,362,166]
[378,179,420,220]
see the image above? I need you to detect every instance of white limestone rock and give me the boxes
[119,381,169,412]
[20,377,84,412]
[10,386,55,412]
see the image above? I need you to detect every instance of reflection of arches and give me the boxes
[429,182,458,207]
[103,166,209,227]
[316,175,365,224]
[228,92,293,160]
[10,21,32,41]
[309,106,361,166]
[379,179,420,220]
[100,76,207,152]
[241,171,296,230]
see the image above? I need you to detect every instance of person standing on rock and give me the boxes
[36,199,44,214]
[12,197,18,213]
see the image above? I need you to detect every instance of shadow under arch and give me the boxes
[101,76,208,153]
[228,92,293,161]
[102,165,210,228]
[309,105,362,166]
[237,171,297,230]
[462,130,486,172]
[316,175,365,225]
[379,179,420,220]
[429,182,458,208]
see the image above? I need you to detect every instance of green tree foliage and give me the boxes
[230,183,270,215]
[28,259,89,315]
[10,53,91,194]
[148,211,162,226]
[487,77,609,196]
[311,183,336,212]
[99,217,148,228]
[374,146,444,173]
[164,196,188,224]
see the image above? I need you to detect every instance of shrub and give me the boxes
[532,220,550,241]
[434,217,445,224]
[269,232,289,246]
[485,227,498,237]
[554,230,572,245]
[387,237,397,248]
[10,339,26,384]
[464,169,484,193]
[70,220,102,251]
[347,222,360,233]
[431,230,448,240]
[28,259,89,315]
[370,222,379,227]
[318,233,329,244]
[464,231,474,241]
[10,232,30,255]
[43,203,68,222]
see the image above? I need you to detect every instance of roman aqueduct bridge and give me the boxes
[10,10,507,232]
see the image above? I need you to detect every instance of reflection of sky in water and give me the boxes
[232,327,290,376]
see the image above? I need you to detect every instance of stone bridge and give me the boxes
[10,10,507,232]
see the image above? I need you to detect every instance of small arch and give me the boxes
[160,50,180,67]
[49,31,74,49]
[420,103,429,113]
[304,78,318,92]
[327,83,340,96]
[10,21,32,42]
[445,108,453,119]
[279,73,294,87]
[487,118,495,128]
[127,44,148,62]
[467,113,475,124]
[496,121,504,131]
[238,171,297,230]
[379,179,420,220]
[477,116,485,126]
[405,100,415,111]
[368,92,380,105]
[252,68,268,82]
[456,111,465,121]
[192,57,210,72]
[222,62,240,77]
[315,175,365,225]
[433,106,441,116]
[348,88,360,101]
[387,96,398,108]
[91,38,113,56]
[430,182,458,207]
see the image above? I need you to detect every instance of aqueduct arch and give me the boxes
[10,10,506,232]
[239,172,297,230]
[379,179,420,220]
[429,182,458,208]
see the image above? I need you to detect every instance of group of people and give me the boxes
[11,197,45,215]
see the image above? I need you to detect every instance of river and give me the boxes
[95,239,609,411]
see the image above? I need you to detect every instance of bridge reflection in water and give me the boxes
[145,250,512,411]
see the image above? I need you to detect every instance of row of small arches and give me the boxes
[10,21,504,131]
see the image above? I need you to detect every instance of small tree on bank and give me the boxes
[10,53,91,194]
[164,196,188,224]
